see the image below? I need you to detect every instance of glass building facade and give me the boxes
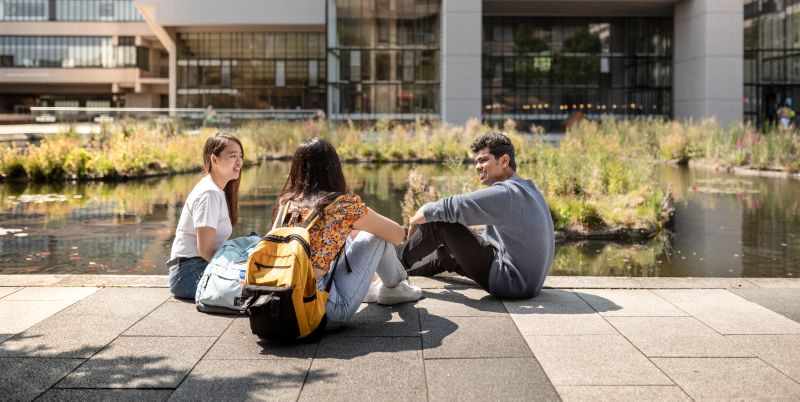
[744,0,800,126]
[175,32,326,110]
[327,0,441,120]
[0,0,142,21]
[0,35,147,68]
[482,17,672,131]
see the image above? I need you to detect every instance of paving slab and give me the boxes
[746,278,800,288]
[577,290,687,317]
[0,300,77,338]
[556,385,691,401]
[325,302,420,338]
[37,389,173,402]
[55,274,168,287]
[0,275,66,287]
[300,357,427,401]
[416,288,506,317]
[204,318,318,360]
[727,335,800,382]
[633,277,755,289]
[523,335,672,386]
[504,290,617,336]
[421,315,531,359]
[731,288,800,323]
[654,289,800,334]
[57,336,216,389]
[407,275,477,289]
[59,287,171,318]
[544,276,641,289]
[652,357,800,400]
[170,359,309,402]
[0,314,136,358]
[607,317,751,357]
[0,357,84,401]
[3,287,98,301]
[124,300,234,337]
[425,358,559,401]
[0,287,21,299]
[315,336,421,360]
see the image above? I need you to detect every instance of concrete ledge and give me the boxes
[3,275,798,289]
[0,275,168,288]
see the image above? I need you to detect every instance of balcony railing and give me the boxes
[0,0,143,22]
[29,107,323,125]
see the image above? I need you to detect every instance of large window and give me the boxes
[744,0,800,126]
[327,0,441,120]
[483,17,672,131]
[0,0,142,21]
[176,32,326,110]
[0,35,146,68]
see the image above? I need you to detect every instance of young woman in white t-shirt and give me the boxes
[167,132,243,299]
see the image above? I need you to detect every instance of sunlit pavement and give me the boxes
[2,274,800,401]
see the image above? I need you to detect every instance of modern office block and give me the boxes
[1,0,797,130]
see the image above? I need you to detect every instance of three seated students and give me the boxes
[172,131,553,319]
[397,132,555,299]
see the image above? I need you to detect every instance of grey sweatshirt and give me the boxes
[422,176,554,299]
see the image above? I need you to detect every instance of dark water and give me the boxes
[0,162,797,277]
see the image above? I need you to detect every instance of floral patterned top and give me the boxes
[284,194,368,272]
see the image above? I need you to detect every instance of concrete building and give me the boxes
[0,0,169,118]
[1,0,797,130]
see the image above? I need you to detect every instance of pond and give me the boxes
[0,162,797,277]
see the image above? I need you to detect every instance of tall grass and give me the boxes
[401,120,666,232]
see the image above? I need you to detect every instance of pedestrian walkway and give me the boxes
[2,274,800,401]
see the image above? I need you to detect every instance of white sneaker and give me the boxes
[363,278,382,303]
[377,280,424,305]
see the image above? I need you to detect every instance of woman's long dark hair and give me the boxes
[203,132,242,227]
[273,138,347,222]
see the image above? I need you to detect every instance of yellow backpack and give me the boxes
[243,195,347,343]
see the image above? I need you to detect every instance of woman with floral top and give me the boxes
[272,138,422,330]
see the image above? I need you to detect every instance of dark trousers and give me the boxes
[397,222,494,291]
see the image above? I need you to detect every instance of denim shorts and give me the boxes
[168,257,208,300]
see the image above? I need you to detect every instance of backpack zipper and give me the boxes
[263,234,311,257]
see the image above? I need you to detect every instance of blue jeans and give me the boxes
[168,257,208,300]
[317,232,408,330]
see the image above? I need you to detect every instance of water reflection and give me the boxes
[0,163,443,274]
[0,163,798,277]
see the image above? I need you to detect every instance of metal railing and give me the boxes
[29,107,324,124]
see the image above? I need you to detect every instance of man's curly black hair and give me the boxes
[470,132,516,171]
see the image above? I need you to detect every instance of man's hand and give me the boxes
[408,208,427,238]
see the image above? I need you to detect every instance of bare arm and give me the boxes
[196,226,217,261]
[352,208,404,245]
[407,207,428,238]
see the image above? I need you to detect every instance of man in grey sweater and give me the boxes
[397,132,554,299]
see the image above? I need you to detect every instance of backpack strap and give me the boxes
[323,240,352,293]
[300,194,347,229]
[271,201,291,230]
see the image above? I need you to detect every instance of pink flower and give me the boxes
[736,138,745,149]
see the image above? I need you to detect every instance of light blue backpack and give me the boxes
[195,234,262,314]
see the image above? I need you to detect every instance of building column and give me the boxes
[674,0,743,126]
[441,0,481,126]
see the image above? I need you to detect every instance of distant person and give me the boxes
[167,132,243,299]
[203,105,216,127]
[273,138,422,330]
[777,99,795,129]
[397,132,555,299]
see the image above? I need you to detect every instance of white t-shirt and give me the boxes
[170,175,232,260]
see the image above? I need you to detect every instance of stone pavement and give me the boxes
[1,274,800,401]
